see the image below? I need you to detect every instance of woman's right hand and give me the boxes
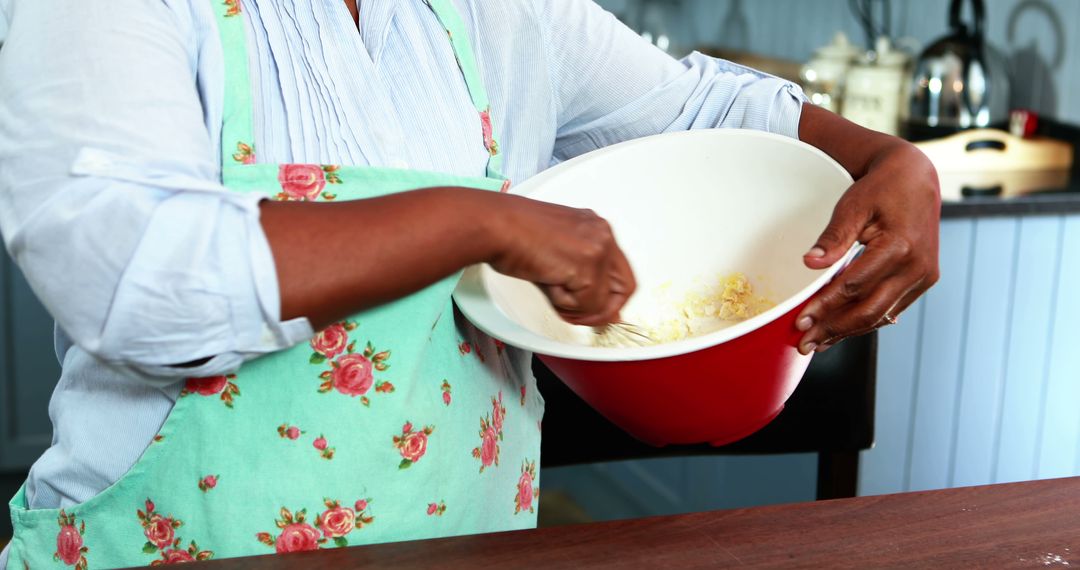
[483,193,636,327]
[264,187,634,332]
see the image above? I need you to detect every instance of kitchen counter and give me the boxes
[942,187,1080,218]
[192,477,1079,569]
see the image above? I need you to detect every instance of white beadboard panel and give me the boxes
[1065,0,1080,123]
[863,215,1080,496]
[858,296,924,496]
[950,218,1018,488]
[907,219,976,492]
[1036,216,1080,479]
[995,216,1065,484]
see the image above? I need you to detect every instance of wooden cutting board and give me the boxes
[915,129,1074,200]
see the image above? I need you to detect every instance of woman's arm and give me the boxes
[795,104,941,354]
[536,0,805,160]
[264,188,635,332]
[0,0,282,380]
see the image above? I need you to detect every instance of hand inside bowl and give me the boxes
[486,194,637,327]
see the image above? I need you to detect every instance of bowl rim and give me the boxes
[453,129,859,362]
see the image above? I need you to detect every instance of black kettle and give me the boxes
[905,0,1010,141]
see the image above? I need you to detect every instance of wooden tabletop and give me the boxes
[201,477,1079,569]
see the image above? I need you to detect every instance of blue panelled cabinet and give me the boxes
[862,216,1080,495]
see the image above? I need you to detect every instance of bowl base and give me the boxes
[618,404,787,448]
[707,404,785,447]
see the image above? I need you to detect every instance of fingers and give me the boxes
[488,197,636,328]
[558,242,637,327]
[796,238,906,354]
[883,284,924,324]
[804,276,915,353]
[805,189,870,270]
[548,221,636,327]
[796,242,935,354]
[800,237,899,320]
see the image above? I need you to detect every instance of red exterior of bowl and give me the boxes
[537,301,813,447]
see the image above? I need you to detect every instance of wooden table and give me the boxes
[202,477,1079,569]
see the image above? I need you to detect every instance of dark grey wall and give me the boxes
[0,253,62,538]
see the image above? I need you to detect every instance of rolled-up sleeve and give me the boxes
[538,0,807,161]
[0,0,311,381]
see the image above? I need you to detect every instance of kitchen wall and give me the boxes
[599,0,1080,125]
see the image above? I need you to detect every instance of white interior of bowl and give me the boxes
[454,129,858,362]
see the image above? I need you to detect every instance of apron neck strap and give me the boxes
[210,0,506,181]
[421,0,505,179]
[213,0,258,168]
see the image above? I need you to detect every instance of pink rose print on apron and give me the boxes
[514,460,538,515]
[198,475,219,493]
[312,321,394,406]
[393,422,434,469]
[256,507,322,553]
[459,339,486,362]
[313,435,336,460]
[181,374,240,408]
[256,499,373,552]
[426,501,447,517]
[277,423,305,440]
[472,392,507,472]
[53,511,88,570]
[137,499,214,564]
[480,109,498,156]
[316,499,375,548]
[232,141,256,164]
[441,379,452,406]
[276,164,342,201]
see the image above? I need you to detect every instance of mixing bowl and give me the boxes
[454,129,859,447]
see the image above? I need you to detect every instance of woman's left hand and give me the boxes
[795,106,941,355]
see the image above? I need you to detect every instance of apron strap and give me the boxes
[420,0,506,180]
[210,0,507,183]
[212,0,259,169]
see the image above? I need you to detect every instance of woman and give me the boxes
[0,0,938,566]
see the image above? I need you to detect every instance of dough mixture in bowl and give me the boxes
[595,273,774,348]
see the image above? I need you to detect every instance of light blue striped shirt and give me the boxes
[0,0,803,561]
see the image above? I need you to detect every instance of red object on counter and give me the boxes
[538,301,813,447]
[1010,109,1039,138]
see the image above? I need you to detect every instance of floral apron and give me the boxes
[6,0,543,567]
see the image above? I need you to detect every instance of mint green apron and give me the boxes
[7,1,542,567]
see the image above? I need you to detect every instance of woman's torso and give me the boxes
[24,0,563,513]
